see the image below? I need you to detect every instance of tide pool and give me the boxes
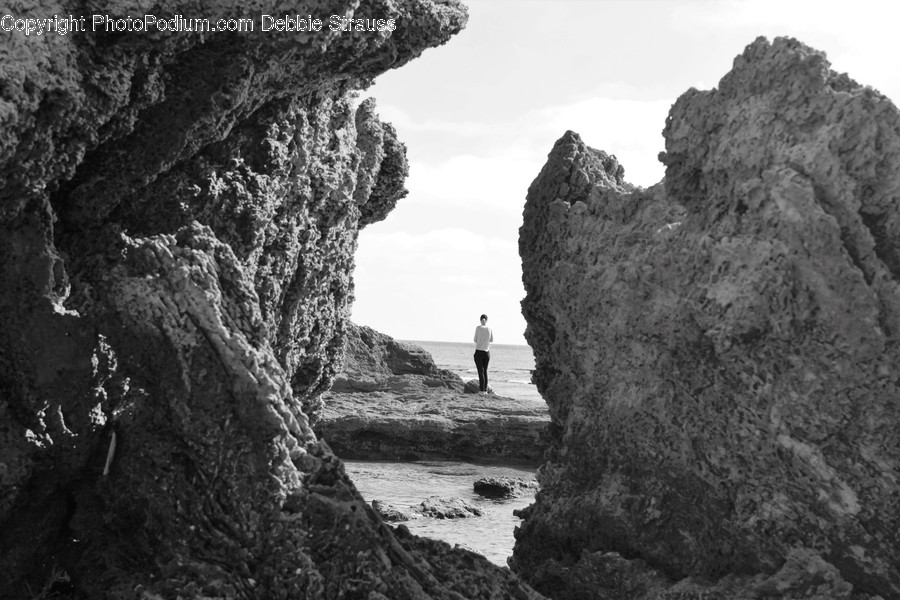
[344,459,537,567]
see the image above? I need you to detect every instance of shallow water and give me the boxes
[344,459,537,567]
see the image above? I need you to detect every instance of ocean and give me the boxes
[344,459,536,567]
[341,341,545,567]
[401,340,543,402]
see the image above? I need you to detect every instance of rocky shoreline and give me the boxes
[3,0,900,596]
[315,324,550,465]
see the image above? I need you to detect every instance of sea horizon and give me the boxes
[400,338,533,349]
[402,339,541,402]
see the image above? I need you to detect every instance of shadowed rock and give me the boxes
[0,1,547,598]
[418,496,484,519]
[474,476,538,499]
[516,36,900,599]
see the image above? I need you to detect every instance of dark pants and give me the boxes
[474,350,490,392]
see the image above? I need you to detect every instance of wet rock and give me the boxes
[371,499,419,523]
[474,476,539,499]
[513,504,533,520]
[419,496,484,519]
[516,36,900,600]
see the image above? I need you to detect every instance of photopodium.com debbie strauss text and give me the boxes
[1,13,398,36]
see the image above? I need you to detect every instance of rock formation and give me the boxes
[473,476,538,499]
[317,323,549,464]
[0,1,545,598]
[516,37,900,599]
[418,496,483,519]
[371,496,483,522]
[329,323,465,393]
[372,499,421,522]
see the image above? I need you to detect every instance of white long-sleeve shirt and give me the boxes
[473,325,493,351]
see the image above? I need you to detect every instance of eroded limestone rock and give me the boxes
[0,1,545,598]
[516,36,900,599]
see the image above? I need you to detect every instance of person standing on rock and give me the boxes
[473,314,493,394]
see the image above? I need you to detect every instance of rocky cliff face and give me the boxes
[516,37,900,599]
[0,1,544,598]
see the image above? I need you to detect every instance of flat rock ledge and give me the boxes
[372,497,483,522]
[316,323,550,465]
[316,390,550,465]
[419,496,484,519]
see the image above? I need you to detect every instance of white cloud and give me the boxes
[373,94,672,231]
[406,153,536,213]
[353,0,900,346]
[352,93,675,343]
[524,97,673,187]
[351,229,528,344]
[668,0,900,103]
[374,104,494,137]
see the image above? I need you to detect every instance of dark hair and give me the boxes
[480,314,488,320]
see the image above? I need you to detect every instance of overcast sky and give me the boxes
[350,0,900,346]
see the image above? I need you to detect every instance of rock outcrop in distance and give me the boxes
[316,323,549,464]
[0,1,545,598]
[370,496,486,522]
[329,323,465,393]
[516,37,900,600]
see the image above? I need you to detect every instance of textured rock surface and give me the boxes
[318,324,549,464]
[317,389,550,464]
[329,322,465,393]
[371,496,484,522]
[418,496,483,519]
[0,1,546,598]
[473,476,538,499]
[372,499,421,522]
[515,37,900,599]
